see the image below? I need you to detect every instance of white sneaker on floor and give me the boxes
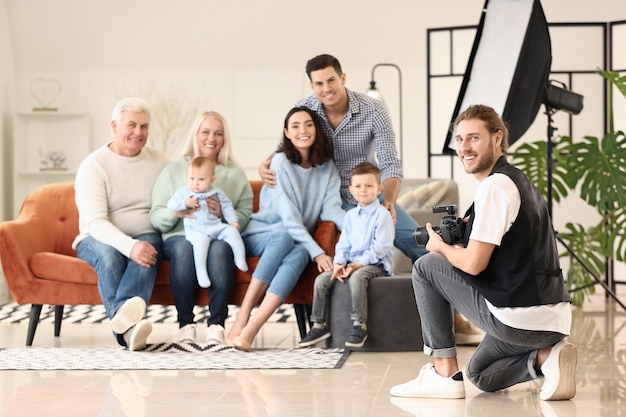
[390,363,466,399]
[540,340,577,401]
[176,324,197,343]
[110,296,146,335]
[127,319,152,352]
[205,324,226,345]
[454,318,485,346]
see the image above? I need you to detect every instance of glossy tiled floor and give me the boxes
[1,289,625,417]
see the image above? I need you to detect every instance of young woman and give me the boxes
[227,106,346,351]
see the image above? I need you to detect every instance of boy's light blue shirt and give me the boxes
[334,199,395,275]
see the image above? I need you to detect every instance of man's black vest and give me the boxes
[457,156,571,307]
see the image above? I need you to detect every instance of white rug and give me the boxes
[0,303,296,325]
[0,344,349,370]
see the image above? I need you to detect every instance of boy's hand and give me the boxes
[344,262,363,276]
[331,264,348,282]
[230,221,240,231]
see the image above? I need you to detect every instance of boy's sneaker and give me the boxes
[345,325,368,348]
[299,327,331,347]
[390,363,466,399]
[540,340,577,400]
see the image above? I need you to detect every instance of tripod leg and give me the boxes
[557,234,626,312]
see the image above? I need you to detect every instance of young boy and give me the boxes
[167,156,248,288]
[299,162,395,349]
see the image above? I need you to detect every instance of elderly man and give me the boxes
[73,97,166,351]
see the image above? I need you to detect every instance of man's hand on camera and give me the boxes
[425,222,445,253]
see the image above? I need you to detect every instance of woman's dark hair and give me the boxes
[278,106,333,167]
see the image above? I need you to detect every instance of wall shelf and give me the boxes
[13,112,90,217]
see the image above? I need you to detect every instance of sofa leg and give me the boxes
[293,304,312,339]
[54,305,65,337]
[27,304,43,346]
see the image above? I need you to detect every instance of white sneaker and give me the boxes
[390,363,466,399]
[175,324,197,343]
[205,324,226,345]
[540,340,577,400]
[110,297,146,334]
[128,319,152,352]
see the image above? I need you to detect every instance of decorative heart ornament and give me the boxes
[30,78,62,109]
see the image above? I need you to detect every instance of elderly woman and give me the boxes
[150,111,253,345]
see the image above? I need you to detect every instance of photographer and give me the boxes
[390,104,577,401]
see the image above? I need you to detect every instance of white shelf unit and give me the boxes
[13,112,90,217]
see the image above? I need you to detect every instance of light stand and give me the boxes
[544,104,626,311]
[366,63,403,163]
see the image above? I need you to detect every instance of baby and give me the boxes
[167,156,248,287]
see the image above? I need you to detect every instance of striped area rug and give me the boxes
[0,345,349,370]
[0,303,296,325]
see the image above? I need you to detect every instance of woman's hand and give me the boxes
[206,195,223,217]
[314,253,334,272]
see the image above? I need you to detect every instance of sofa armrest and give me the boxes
[313,221,339,257]
[0,215,53,303]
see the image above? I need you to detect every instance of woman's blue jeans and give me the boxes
[164,235,235,328]
[244,231,310,301]
[76,233,162,321]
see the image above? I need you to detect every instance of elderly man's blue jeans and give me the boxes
[76,233,162,320]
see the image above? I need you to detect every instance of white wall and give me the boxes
[4,0,623,216]
[0,0,15,302]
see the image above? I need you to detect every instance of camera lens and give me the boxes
[412,226,429,246]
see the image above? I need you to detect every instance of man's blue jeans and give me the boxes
[164,235,235,328]
[76,233,162,321]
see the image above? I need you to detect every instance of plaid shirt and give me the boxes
[295,88,402,204]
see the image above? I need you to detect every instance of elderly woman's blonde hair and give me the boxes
[179,111,235,165]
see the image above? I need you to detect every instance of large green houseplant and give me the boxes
[512,70,626,306]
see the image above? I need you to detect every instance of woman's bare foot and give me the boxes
[226,314,249,346]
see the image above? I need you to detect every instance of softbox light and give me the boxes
[443,0,551,153]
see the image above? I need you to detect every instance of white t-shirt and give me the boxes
[472,173,571,335]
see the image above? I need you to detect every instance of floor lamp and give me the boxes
[366,63,403,163]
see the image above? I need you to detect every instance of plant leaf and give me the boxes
[571,132,626,209]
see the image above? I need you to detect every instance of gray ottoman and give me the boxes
[326,274,423,351]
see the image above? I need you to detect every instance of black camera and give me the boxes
[412,205,466,246]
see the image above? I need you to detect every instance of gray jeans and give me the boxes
[413,252,566,392]
[311,265,386,325]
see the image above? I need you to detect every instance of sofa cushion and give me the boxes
[397,179,452,211]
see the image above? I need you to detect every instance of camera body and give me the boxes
[412,205,466,246]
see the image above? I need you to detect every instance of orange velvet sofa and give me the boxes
[0,181,338,346]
